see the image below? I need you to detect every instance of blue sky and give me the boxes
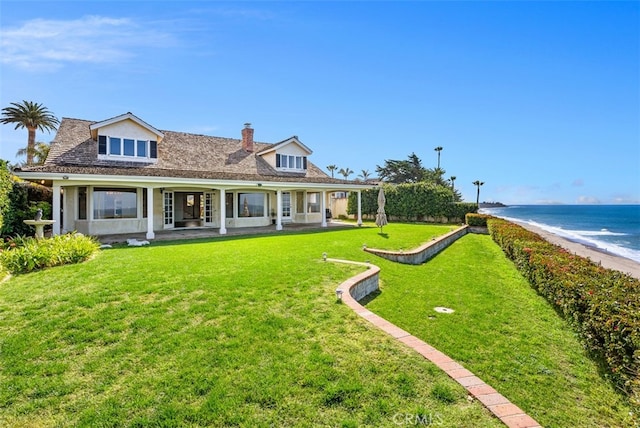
[1,0,638,205]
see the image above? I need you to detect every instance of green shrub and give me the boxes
[0,233,100,274]
[1,180,53,237]
[347,183,476,222]
[487,218,640,408]
[465,213,491,227]
[0,160,13,232]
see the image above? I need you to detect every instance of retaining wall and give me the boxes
[363,225,469,265]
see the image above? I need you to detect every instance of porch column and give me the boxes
[321,190,327,228]
[219,190,227,235]
[276,190,283,231]
[357,190,363,226]
[146,187,155,240]
[52,184,61,235]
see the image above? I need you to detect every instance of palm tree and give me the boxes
[473,180,485,207]
[326,164,338,178]
[1,101,59,166]
[450,175,456,201]
[16,141,50,166]
[338,167,353,181]
[434,146,443,169]
[358,169,371,181]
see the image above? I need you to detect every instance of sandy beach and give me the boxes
[514,221,640,280]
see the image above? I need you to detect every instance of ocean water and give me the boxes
[480,205,640,263]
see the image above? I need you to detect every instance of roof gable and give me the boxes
[89,112,165,142]
[256,136,313,156]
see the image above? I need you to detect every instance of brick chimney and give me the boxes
[242,123,254,152]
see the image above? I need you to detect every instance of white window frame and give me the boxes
[98,134,158,163]
[276,153,306,172]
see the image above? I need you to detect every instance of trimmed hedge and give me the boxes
[465,213,491,227]
[487,218,640,408]
[0,233,100,274]
[347,183,477,222]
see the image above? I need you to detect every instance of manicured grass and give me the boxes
[366,233,635,427]
[0,224,501,427]
[1,223,632,427]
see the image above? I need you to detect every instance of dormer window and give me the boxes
[276,154,307,171]
[98,135,157,161]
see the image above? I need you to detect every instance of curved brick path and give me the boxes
[332,258,542,428]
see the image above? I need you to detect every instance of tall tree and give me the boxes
[338,167,353,181]
[326,164,338,178]
[434,146,443,169]
[16,141,50,166]
[358,169,372,181]
[376,152,427,183]
[1,101,59,166]
[473,180,485,207]
[450,175,457,201]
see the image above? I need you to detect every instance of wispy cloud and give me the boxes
[577,195,601,204]
[1,16,177,71]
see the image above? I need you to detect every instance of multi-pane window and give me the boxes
[275,154,307,171]
[93,188,137,219]
[78,187,87,220]
[225,193,234,218]
[307,192,320,213]
[98,135,157,160]
[238,193,265,217]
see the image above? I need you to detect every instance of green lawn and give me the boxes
[366,232,634,427]
[0,224,632,427]
[0,224,499,427]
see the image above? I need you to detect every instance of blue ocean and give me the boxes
[480,205,640,263]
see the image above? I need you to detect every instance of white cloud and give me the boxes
[577,195,601,204]
[1,16,176,71]
[612,195,640,204]
[572,178,584,187]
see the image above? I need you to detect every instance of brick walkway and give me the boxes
[334,259,542,428]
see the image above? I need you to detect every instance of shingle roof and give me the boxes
[23,117,352,185]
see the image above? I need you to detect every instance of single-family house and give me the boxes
[14,112,370,239]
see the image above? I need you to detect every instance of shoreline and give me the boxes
[513,220,640,280]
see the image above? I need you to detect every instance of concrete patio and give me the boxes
[98,220,357,244]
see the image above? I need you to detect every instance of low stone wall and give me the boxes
[329,259,380,302]
[363,225,469,265]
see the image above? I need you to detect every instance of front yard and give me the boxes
[0,223,633,426]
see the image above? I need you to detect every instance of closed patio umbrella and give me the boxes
[375,186,388,232]
[242,197,250,217]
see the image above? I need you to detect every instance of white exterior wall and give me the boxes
[261,152,276,167]
[99,120,159,141]
[277,144,308,156]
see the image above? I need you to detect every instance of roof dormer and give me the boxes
[89,113,164,163]
[257,136,313,173]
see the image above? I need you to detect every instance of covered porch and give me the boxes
[46,178,368,240]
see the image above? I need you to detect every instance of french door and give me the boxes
[163,191,174,229]
[203,192,215,226]
[282,192,291,220]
